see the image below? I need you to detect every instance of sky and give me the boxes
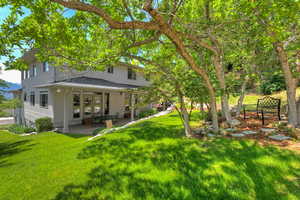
[0,6,22,84]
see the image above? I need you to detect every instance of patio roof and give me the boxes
[35,76,144,91]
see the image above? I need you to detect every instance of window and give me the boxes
[93,93,103,116]
[107,66,114,74]
[30,92,35,106]
[73,94,81,118]
[25,70,29,79]
[84,95,92,116]
[31,64,37,77]
[42,62,50,72]
[40,91,48,108]
[128,68,136,80]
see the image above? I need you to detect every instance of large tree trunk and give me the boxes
[177,90,193,137]
[275,43,298,127]
[236,76,249,117]
[212,55,232,123]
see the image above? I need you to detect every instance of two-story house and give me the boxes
[16,50,150,133]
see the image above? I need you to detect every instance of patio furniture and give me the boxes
[243,96,281,125]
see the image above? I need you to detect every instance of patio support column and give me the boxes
[131,93,135,121]
[80,90,83,119]
[102,92,105,115]
[63,88,70,133]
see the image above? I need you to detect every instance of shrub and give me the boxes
[8,124,35,134]
[138,109,157,119]
[35,117,53,132]
[260,73,286,95]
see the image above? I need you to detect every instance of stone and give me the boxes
[287,124,294,129]
[230,119,241,127]
[242,130,257,135]
[269,135,291,141]
[290,128,300,139]
[207,133,216,137]
[194,128,204,135]
[278,120,288,126]
[225,128,236,133]
[260,128,276,133]
[231,133,245,137]
[220,122,229,129]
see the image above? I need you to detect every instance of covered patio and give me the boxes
[36,76,142,133]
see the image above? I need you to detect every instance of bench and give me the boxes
[243,96,281,125]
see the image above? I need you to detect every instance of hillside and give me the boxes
[0,81,21,99]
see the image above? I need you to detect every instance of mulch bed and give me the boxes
[196,112,300,153]
[233,113,300,153]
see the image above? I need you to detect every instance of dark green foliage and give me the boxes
[0,111,10,117]
[35,117,53,132]
[138,109,158,119]
[260,73,286,95]
[8,124,35,134]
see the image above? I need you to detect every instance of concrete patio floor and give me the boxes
[65,118,133,135]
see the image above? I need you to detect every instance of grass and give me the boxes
[0,112,300,200]
[229,88,300,106]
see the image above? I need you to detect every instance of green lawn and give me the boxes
[0,113,300,200]
[229,88,300,106]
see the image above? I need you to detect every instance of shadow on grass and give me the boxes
[0,139,34,168]
[54,118,300,200]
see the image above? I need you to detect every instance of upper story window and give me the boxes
[42,62,50,72]
[128,68,136,80]
[25,70,29,79]
[30,92,35,106]
[30,64,37,78]
[40,91,48,108]
[107,66,114,74]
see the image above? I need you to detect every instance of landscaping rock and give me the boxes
[231,133,245,137]
[194,128,205,135]
[225,128,236,133]
[207,133,216,137]
[260,128,276,134]
[278,120,288,126]
[290,128,300,139]
[230,119,241,127]
[242,130,257,135]
[220,122,229,129]
[269,135,291,141]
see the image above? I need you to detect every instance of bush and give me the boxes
[35,117,53,132]
[260,73,286,95]
[138,109,157,119]
[8,124,35,134]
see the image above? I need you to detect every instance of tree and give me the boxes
[1,0,222,132]
[137,57,196,137]
[235,0,300,126]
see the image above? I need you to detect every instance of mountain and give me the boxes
[0,82,21,99]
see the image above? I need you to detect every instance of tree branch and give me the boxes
[51,0,159,30]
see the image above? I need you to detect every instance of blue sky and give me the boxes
[0,6,28,83]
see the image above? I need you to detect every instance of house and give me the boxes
[15,51,150,133]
